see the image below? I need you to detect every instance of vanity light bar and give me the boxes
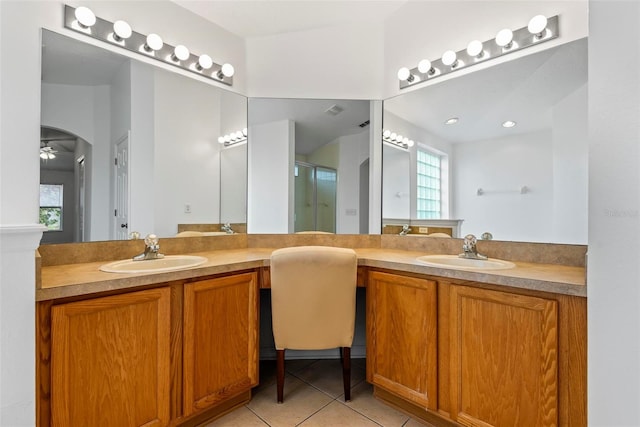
[382,129,415,150]
[218,128,248,147]
[63,5,234,86]
[398,14,558,90]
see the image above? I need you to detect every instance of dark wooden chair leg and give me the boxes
[276,349,285,403]
[342,347,351,401]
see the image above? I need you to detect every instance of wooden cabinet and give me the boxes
[183,272,259,416]
[367,271,586,427]
[367,271,438,410]
[51,288,171,427]
[448,285,558,427]
[40,271,261,427]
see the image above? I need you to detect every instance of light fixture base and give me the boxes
[399,15,558,89]
[63,5,233,86]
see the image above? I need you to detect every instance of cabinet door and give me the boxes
[51,287,171,427]
[183,272,259,416]
[367,271,437,410]
[449,285,558,427]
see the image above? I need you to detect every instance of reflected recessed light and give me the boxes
[445,117,459,125]
[502,120,517,128]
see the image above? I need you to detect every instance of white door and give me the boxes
[114,132,130,240]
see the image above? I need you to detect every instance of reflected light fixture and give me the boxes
[218,128,247,147]
[40,143,57,160]
[445,117,459,125]
[397,14,558,90]
[63,5,235,86]
[502,120,517,128]
[382,129,415,150]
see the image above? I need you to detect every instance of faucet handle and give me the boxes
[462,234,477,252]
[144,233,159,247]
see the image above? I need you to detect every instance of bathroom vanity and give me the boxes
[36,235,586,427]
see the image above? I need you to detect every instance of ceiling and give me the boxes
[249,98,370,155]
[170,0,407,38]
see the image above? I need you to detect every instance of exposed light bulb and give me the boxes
[383,130,391,139]
[445,117,459,125]
[242,128,248,137]
[502,120,517,128]
[196,54,213,71]
[224,134,232,143]
[397,67,411,81]
[395,134,404,142]
[217,63,235,79]
[418,59,433,74]
[528,15,548,38]
[390,132,397,140]
[407,140,415,148]
[218,136,225,144]
[442,50,458,67]
[172,45,190,62]
[466,40,484,58]
[75,6,96,28]
[113,20,132,41]
[495,29,514,48]
[402,137,410,145]
[144,33,163,52]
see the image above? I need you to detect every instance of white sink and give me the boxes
[100,255,208,274]
[416,254,515,270]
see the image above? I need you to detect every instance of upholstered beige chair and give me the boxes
[270,246,358,403]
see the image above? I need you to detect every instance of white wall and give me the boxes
[336,131,370,234]
[153,67,222,237]
[248,120,295,233]
[588,1,640,425]
[220,143,248,224]
[453,131,554,242]
[246,23,384,99]
[382,145,411,220]
[552,84,588,243]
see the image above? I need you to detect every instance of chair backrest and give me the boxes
[270,246,357,351]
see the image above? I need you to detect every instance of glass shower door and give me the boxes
[294,162,337,233]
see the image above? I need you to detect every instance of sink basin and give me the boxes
[416,254,515,270]
[100,255,208,274]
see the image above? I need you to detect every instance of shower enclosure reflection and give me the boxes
[295,162,337,233]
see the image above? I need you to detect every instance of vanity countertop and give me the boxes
[37,247,586,301]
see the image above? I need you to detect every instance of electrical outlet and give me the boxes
[184,204,191,214]
[418,227,429,234]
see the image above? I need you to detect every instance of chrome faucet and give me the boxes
[221,222,234,234]
[399,224,411,236]
[133,234,165,261]
[459,234,487,260]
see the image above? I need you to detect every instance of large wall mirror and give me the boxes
[383,37,587,244]
[40,30,247,244]
[248,98,371,234]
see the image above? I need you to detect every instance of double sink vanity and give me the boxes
[35,234,586,427]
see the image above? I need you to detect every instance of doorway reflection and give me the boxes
[294,162,337,233]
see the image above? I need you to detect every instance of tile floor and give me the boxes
[204,359,434,427]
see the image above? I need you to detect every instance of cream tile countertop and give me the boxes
[37,247,585,301]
